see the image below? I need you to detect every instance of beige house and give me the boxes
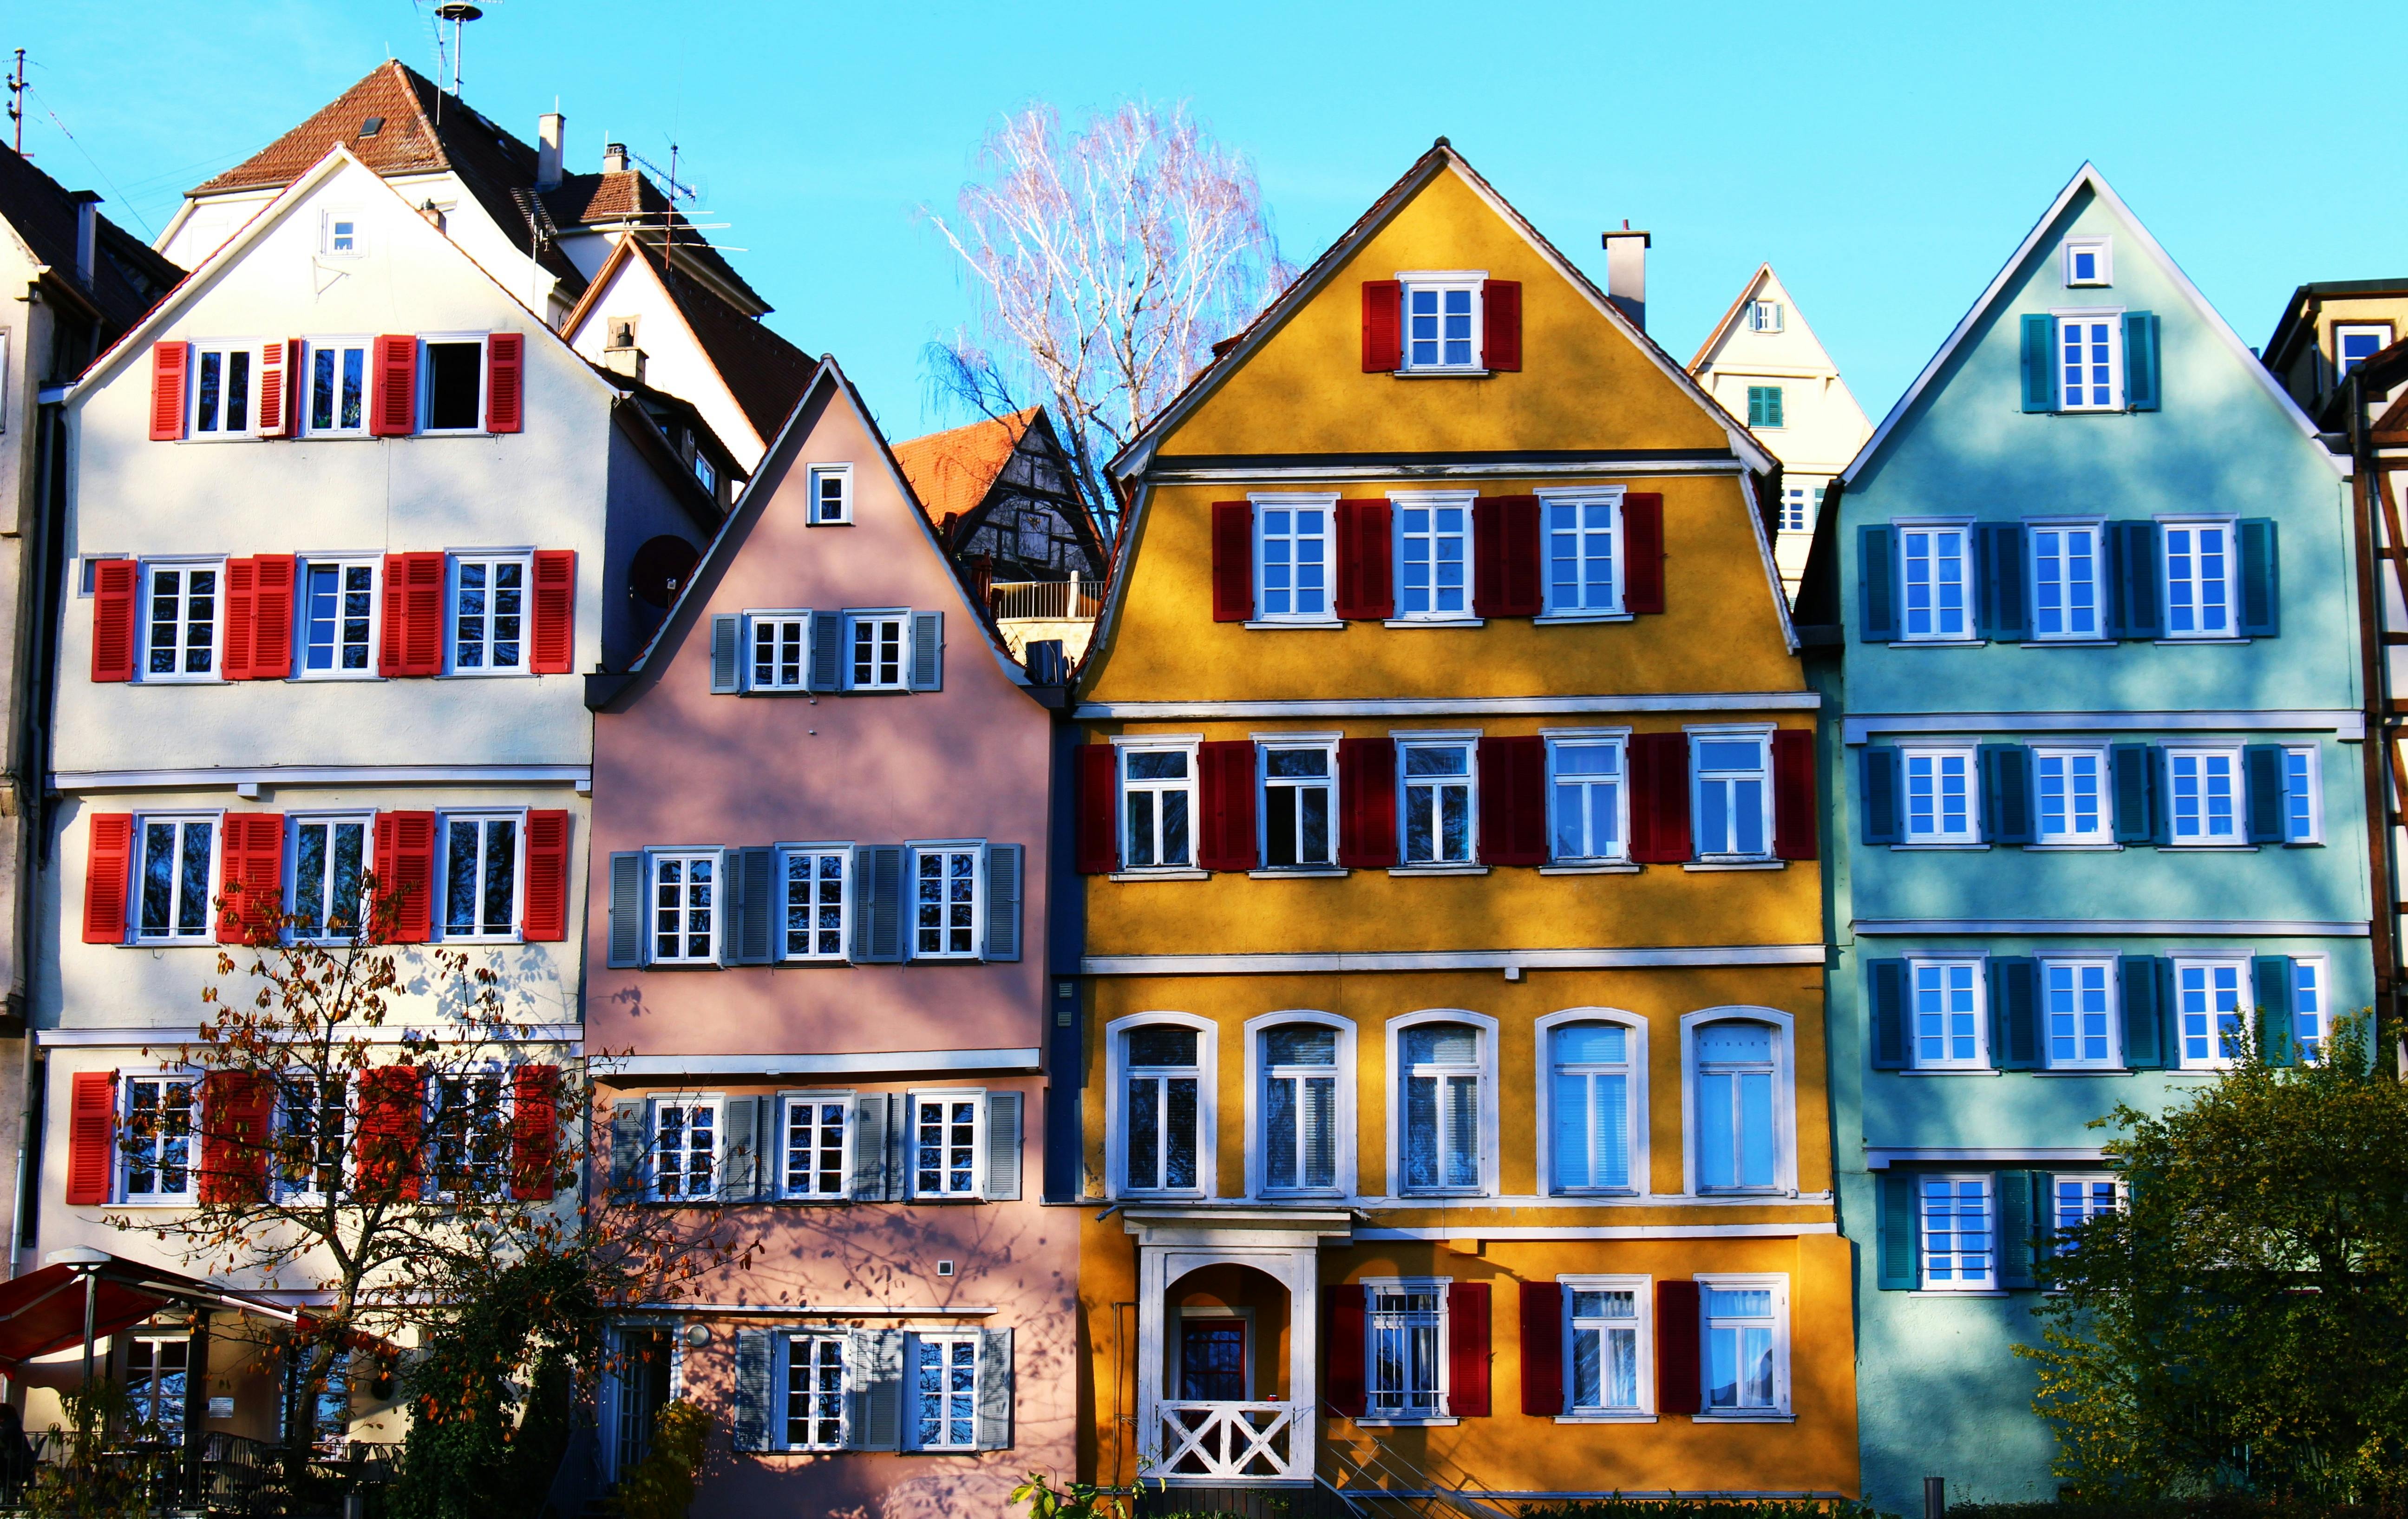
[2262,276,2408,430]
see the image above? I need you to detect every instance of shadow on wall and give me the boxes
[1860,1313,2059,1512]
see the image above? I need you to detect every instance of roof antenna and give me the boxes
[435,3,481,98]
[7,50,25,157]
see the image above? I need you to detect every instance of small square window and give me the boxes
[1748,300,1783,333]
[1908,959,1987,1069]
[1746,386,1784,428]
[2051,1173,2121,1245]
[2062,237,2112,288]
[1401,278,1482,371]
[323,212,363,257]
[2336,323,2394,379]
[422,338,485,432]
[808,465,853,525]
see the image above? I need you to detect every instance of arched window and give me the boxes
[1549,1021,1634,1193]
[1400,1022,1482,1194]
[1694,1020,1779,1193]
[1260,1023,1339,1195]
[1123,1025,1202,1193]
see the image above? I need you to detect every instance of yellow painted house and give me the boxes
[1071,143,1855,1506]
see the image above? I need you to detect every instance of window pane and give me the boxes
[1264,1026,1335,1065]
[1403,1025,1477,1065]
[1128,1027,1197,1066]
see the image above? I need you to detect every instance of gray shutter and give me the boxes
[852,1093,891,1201]
[1997,1171,2037,1288]
[852,846,906,963]
[607,852,645,968]
[610,1100,646,1201]
[722,1096,761,1201]
[1868,959,1908,1069]
[983,1090,1022,1201]
[1878,1170,1918,1289]
[982,845,1023,962]
[1861,748,1902,845]
[975,1328,1014,1450]
[731,1329,771,1451]
[710,615,742,694]
[1990,956,2040,1070]
[809,611,843,692]
[736,846,779,964]
[910,610,943,691]
[858,1330,905,1451]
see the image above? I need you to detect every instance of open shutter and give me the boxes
[1361,281,1402,372]
[257,341,289,437]
[2121,312,2159,412]
[1621,493,1665,615]
[2107,522,2160,640]
[1860,746,1902,844]
[1481,280,1521,371]
[355,1066,425,1201]
[1335,737,1397,870]
[249,555,296,679]
[1335,498,1394,621]
[1518,1282,1563,1416]
[1476,735,1546,866]
[1858,526,1898,642]
[1472,496,1541,618]
[1998,1171,2038,1287]
[2120,955,2167,1068]
[2238,519,2279,637]
[1979,744,2034,845]
[510,1065,558,1200]
[725,846,772,964]
[370,334,418,436]
[150,342,189,440]
[2244,745,2286,843]
[1446,1282,1490,1417]
[1655,1280,1701,1415]
[2110,744,2158,845]
[709,615,741,693]
[609,1100,645,1200]
[485,332,524,432]
[853,1093,893,1201]
[721,1095,761,1198]
[2253,956,2297,1067]
[858,1331,906,1450]
[198,1072,272,1204]
[82,813,134,943]
[1990,956,2040,1069]
[372,811,437,944]
[984,1090,1023,1200]
[90,559,138,682]
[1626,732,1690,864]
[1869,958,1909,1069]
[1211,502,1253,622]
[1976,523,2028,642]
[380,553,447,677]
[65,1071,117,1205]
[1878,1171,1919,1288]
[216,812,285,945]
[1325,1284,1367,1417]
[731,1330,771,1452]
[1197,741,1258,872]
[530,550,575,674]
[521,810,570,942]
[1075,746,1120,874]
[606,852,644,967]
[852,846,906,963]
[1771,729,1817,861]
[976,1328,1015,1449]
[281,339,303,437]
[910,610,943,691]
[2021,314,2056,412]
[220,558,257,681]
[809,611,844,691]
[983,845,1023,962]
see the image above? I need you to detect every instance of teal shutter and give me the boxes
[2032,1172,2060,1268]
[2120,955,2166,1068]
[2238,519,2279,636]
[1878,1171,1919,1288]
[710,615,741,693]
[2110,745,2158,845]
[732,1330,772,1451]
[2252,956,2297,1067]
[1997,1171,2037,1287]
[1975,523,2027,641]
[1862,747,1903,845]
[1869,958,1909,1069]
[2244,746,2286,843]
[2106,522,2161,639]
[1858,526,1898,641]
[1990,956,2040,1069]
[1980,744,2033,845]
[2021,314,2057,412]
[2121,312,2159,411]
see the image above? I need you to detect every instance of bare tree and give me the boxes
[928,101,1293,537]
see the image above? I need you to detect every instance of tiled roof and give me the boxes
[891,408,1044,530]
[622,238,813,443]
[0,142,182,347]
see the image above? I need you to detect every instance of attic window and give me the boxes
[1748,300,1784,333]
[359,117,386,138]
[2063,237,2112,288]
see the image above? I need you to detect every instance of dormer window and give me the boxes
[1401,274,1483,372]
[2062,237,2112,288]
[1748,300,1783,333]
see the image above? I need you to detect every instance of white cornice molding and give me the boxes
[37,1025,582,1048]
[1852,918,2368,937]
[1076,692,1818,721]
[1865,1147,2106,1170]
[52,764,593,792]
[1842,709,2363,743]
[591,1048,1042,1078]
[1080,945,1826,975]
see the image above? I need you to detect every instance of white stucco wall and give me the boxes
[563,247,769,470]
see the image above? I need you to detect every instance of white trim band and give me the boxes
[1080,945,1828,975]
[1142,458,1750,485]
[37,1024,582,1048]
[52,764,595,792]
[1355,1223,1837,1241]
[618,1303,999,1317]
[591,1048,1043,1078]
[1076,692,1819,721]
[1843,710,2363,743]
[1852,918,2369,937]
[1867,1147,2106,1170]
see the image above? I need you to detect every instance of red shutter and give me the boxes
[485,332,524,433]
[1519,1282,1564,1415]
[1482,280,1522,372]
[1211,501,1253,622]
[1336,737,1397,869]
[1335,498,1394,621]
[1326,1283,1367,1417]
[1623,493,1665,615]
[1656,1279,1702,1415]
[530,549,576,674]
[522,810,570,941]
[149,342,189,441]
[65,1071,117,1205]
[216,813,286,945]
[248,555,295,679]
[1447,1281,1491,1416]
[1075,745,1120,874]
[220,557,257,681]
[1197,740,1259,872]
[284,339,304,436]
[256,341,290,437]
[355,1066,425,1201]
[1772,728,1818,862]
[379,553,447,677]
[370,334,418,436]
[1361,281,1402,373]
[372,811,438,943]
[82,813,133,943]
[198,1071,272,1203]
[1628,732,1692,864]
[510,1065,559,1200]
[1472,496,1542,618]
[1477,735,1547,866]
[90,559,138,682]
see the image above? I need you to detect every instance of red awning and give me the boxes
[0,1254,308,1370]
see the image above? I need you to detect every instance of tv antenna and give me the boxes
[7,51,25,157]
[434,3,481,97]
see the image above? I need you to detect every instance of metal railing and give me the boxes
[989,577,1101,621]
[0,1431,399,1516]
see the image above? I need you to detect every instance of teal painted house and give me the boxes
[1796,165,2371,1512]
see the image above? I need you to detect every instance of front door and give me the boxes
[1177,1318,1246,1401]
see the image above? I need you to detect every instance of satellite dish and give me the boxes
[629,536,700,609]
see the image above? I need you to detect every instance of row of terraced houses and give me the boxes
[0,59,2402,1519]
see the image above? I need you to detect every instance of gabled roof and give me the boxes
[0,142,181,340]
[1843,163,2342,487]
[2262,275,2408,377]
[1689,263,1777,372]
[561,235,812,445]
[892,407,1043,527]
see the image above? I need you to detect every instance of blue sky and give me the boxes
[11,0,2400,441]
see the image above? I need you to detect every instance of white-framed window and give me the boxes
[2173,957,2251,1069]
[1393,493,1473,620]
[2061,237,2111,287]
[143,561,225,680]
[120,1074,197,1202]
[648,1095,721,1201]
[1690,729,1772,860]
[694,452,719,497]
[126,1336,190,1434]
[2291,956,2328,1061]
[1548,734,1628,864]
[1898,523,1972,641]
[845,611,909,690]
[646,850,719,964]
[1259,740,1336,869]
[1254,496,1332,621]
[305,338,371,436]
[276,1076,347,1201]
[910,843,983,960]
[910,1333,982,1450]
[1548,1021,1635,1193]
[1259,1022,1340,1195]
[2028,522,2103,641]
[1900,745,1978,845]
[1918,1174,1995,1290]
[289,813,369,942]
[748,612,811,690]
[420,334,487,433]
[1400,274,1483,371]
[136,815,218,943]
[1399,1021,1485,1195]
[909,1091,985,1199]
[2160,520,2235,639]
[2281,746,2322,844]
[1562,1276,1650,1416]
[298,560,377,675]
[2032,746,2111,845]
[190,342,257,437]
[1119,741,1197,871]
[1398,737,1476,866]
[1909,958,1986,1069]
[2335,322,2392,379]
[1363,1277,1449,1418]
[1748,299,1783,333]
[1697,1275,1789,1415]
[2041,957,2119,1069]
[449,554,530,674]
[779,1092,850,1200]
[780,845,849,961]
[784,1334,848,1449]
[1693,1019,1781,1190]
[429,1071,507,1198]
[1540,491,1622,616]
[2166,746,2243,845]
[2056,311,2123,411]
[2051,1173,2121,1242]
[439,813,522,941]
[807,464,853,525]
[321,210,365,257]
[1122,1025,1203,1195]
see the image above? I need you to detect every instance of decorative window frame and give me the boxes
[1533,486,1629,622]
[806,464,854,526]
[903,1087,990,1202]
[1386,489,1480,625]
[2052,307,2127,414]
[1394,269,1488,375]
[137,557,230,683]
[130,811,223,945]
[1533,1008,1649,1197]
[1357,1275,1456,1424]
[1102,1011,1218,1201]
[1677,1007,1797,1198]
[644,1091,726,1203]
[2029,742,2114,846]
[1691,1272,1793,1421]
[1904,955,1990,1070]
[2169,952,2254,1071]
[1687,723,1776,863]
[114,1065,202,1206]
[1916,1172,1999,1292]
[1542,727,1633,867]
[1242,1009,1356,1201]
[2036,954,2123,1071]
[416,331,491,436]
[2162,743,2247,846]
[775,1088,856,1202]
[1253,732,1342,874]
[1384,1008,1500,1200]
[2023,517,2108,643]
[2154,514,2243,642]
[444,549,536,678]
[1892,517,1977,643]
[293,556,381,678]
[1896,742,1982,846]
[1556,1272,1656,1421]
[1392,729,1482,870]
[1248,492,1341,627]
[433,809,530,944]
[300,336,375,439]
[2061,236,2113,288]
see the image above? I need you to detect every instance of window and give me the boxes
[649,1097,720,1200]
[1919,1175,1995,1290]
[2052,1174,2120,1241]
[190,343,255,436]
[1401,1023,1482,1194]
[291,815,367,941]
[1910,960,1985,1069]
[323,211,363,256]
[604,316,639,352]
[307,340,369,435]
[277,1077,346,1200]
[1123,1027,1201,1194]
[1900,746,1977,844]
[2057,314,2122,410]
[441,815,520,940]
[2336,323,2392,379]
[122,1075,196,1201]
[1365,1281,1447,1417]
[786,1336,848,1449]
[2166,747,2242,845]
[2291,957,2327,1061]
[694,452,718,497]
[2033,747,2110,845]
[283,1347,351,1455]
[1899,525,1970,640]
[911,1334,980,1449]
[2062,237,2111,287]
[846,613,907,690]
[1691,733,1771,859]
[1542,494,1619,614]
[451,556,528,673]
[807,465,852,525]
[1261,744,1335,869]
[1120,746,1195,870]
[2161,521,2234,638]
[1548,738,1625,863]
[422,338,484,432]
[1747,386,1784,428]
[1549,1022,1633,1193]
[430,1073,505,1197]
[1700,1279,1786,1414]
[781,847,848,960]
[1694,1021,1778,1191]
[127,1337,190,1437]
[2173,958,2250,1068]
[299,562,375,675]
[144,562,222,679]
[1400,740,1475,866]
[2042,958,2119,1068]
[1255,500,1330,621]
[1748,300,1783,333]
[1394,497,1472,619]
[910,845,982,959]
[1782,488,1807,533]
[1260,1023,1339,1194]
[749,614,810,690]
[137,816,216,943]
[1401,278,1480,370]
[2028,523,2102,640]
[910,1093,983,1198]
[648,851,718,964]
[1564,1281,1647,1414]
[780,1093,849,1199]
[2281,746,2321,844]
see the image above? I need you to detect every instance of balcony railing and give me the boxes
[0,1431,399,1516]
[1156,1400,1308,1483]
[988,577,1101,622]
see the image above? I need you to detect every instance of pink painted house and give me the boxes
[581,357,1074,1515]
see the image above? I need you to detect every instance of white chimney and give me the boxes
[1602,223,1650,332]
[536,112,565,190]
[72,191,99,288]
[602,141,629,174]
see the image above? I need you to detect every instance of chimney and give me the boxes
[602,347,646,385]
[536,111,565,190]
[1602,222,1651,332]
[72,191,99,288]
[602,141,629,174]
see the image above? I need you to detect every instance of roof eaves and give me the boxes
[1687,262,1773,373]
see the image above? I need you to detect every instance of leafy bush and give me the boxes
[609,1400,708,1519]
[1524,1502,1891,1519]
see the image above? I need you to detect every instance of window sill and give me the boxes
[1899,1067,2004,1077]
[1887,843,1989,851]
[129,940,214,949]
[1387,865,1491,877]
[1683,860,1784,871]
[1533,612,1634,625]
[1887,639,1987,649]
[2027,639,2115,648]
[1557,1413,1659,1424]
[438,671,537,681]
[1539,863,1640,875]
[1353,1416,1461,1427]
[2151,638,2251,646]
[2164,844,2259,852]
[2022,842,2122,851]
[2031,1067,2133,1077]
[1382,618,1485,629]
[1243,619,1346,631]
[109,1200,197,1210]
[1108,869,1209,882]
[1390,368,1491,380]
[1694,1411,1796,1423]
[1248,868,1348,879]
[1910,1290,2009,1298]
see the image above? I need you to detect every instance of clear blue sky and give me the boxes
[11,0,2399,442]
